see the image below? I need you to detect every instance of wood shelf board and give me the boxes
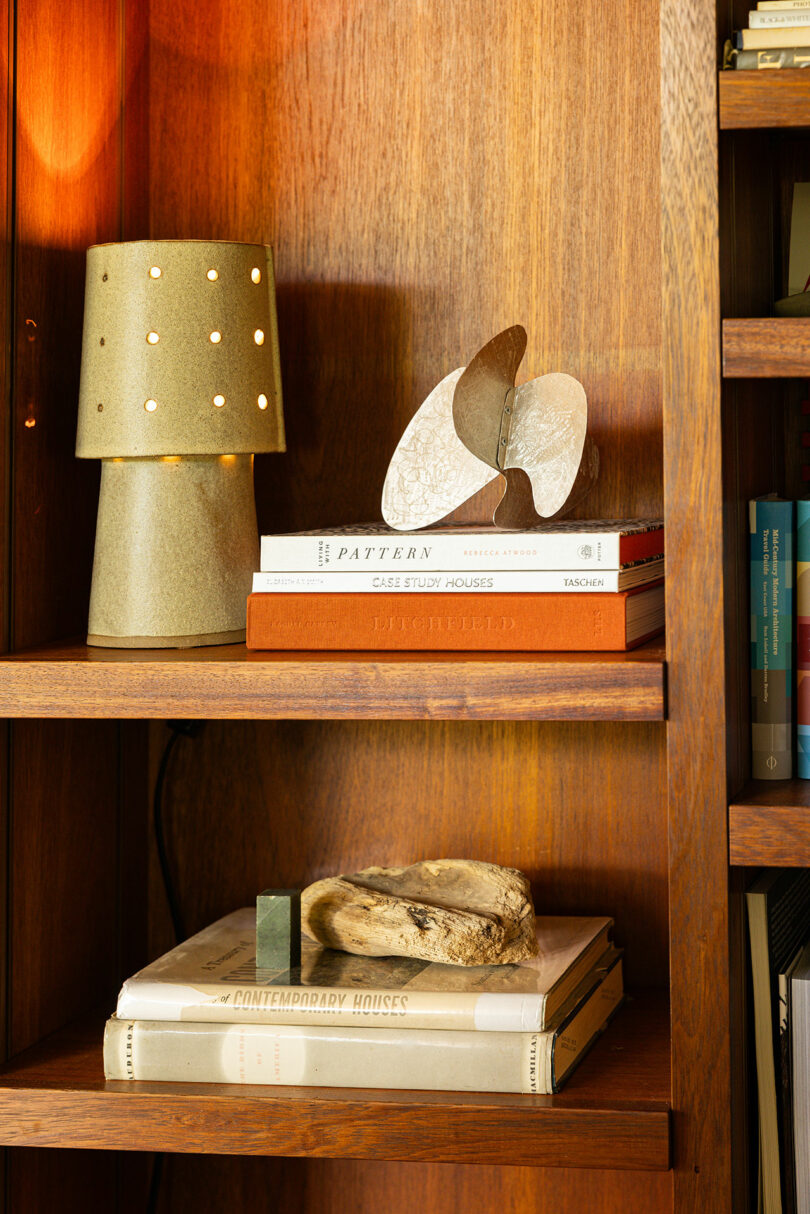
[722,318,810,378]
[0,640,667,721]
[719,70,810,130]
[0,995,671,1169]
[730,779,810,865]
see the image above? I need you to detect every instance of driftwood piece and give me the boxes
[301,859,537,966]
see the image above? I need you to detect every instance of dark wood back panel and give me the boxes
[135,3,671,1212]
[152,1156,673,1214]
[12,0,123,648]
[6,3,146,1209]
[149,719,668,992]
[660,0,734,1210]
[140,0,664,531]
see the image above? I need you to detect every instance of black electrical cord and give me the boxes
[145,1151,164,1214]
[147,719,205,1212]
[153,719,205,945]
[153,726,185,945]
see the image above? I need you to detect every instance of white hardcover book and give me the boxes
[251,560,664,595]
[758,1,810,10]
[750,8,810,23]
[736,25,810,45]
[259,521,663,574]
[105,954,623,1094]
[116,908,614,1033]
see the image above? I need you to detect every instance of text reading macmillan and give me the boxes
[248,520,665,652]
[725,2,810,68]
[104,911,624,1094]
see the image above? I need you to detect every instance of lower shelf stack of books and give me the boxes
[103,909,624,1095]
[724,5,810,71]
[246,519,665,652]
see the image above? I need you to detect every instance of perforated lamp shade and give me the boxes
[76,239,285,648]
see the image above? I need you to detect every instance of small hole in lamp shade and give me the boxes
[213,394,225,408]
[97,403,103,412]
[102,273,108,282]
[99,337,105,346]
[144,399,158,412]
[149,267,161,278]
[147,332,160,344]
[254,329,265,345]
[207,269,218,281]
[251,268,262,284]
[24,417,35,429]
[210,331,222,344]
[258,394,268,410]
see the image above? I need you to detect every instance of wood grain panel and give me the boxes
[13,0,121,648]
[719,130,785,800]
[723,318,810,377]
[0,1000,670,1169]
[142,0,663,534]
[7,1149,119,1214]
[720,70,810,130]
[132,3,670,1210]
[0,642,666,721]
[147,720,668,991]
[660,2,734,1212]
[0,0,11,653]
[9,720,119,1052]
[730,780,810,864]
[0,17,11,1214]
[155,1160,672,1214]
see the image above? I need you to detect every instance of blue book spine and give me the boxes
[750,498,794,780]
[797,502,810,778]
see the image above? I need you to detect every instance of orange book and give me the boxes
[246,583,664,652]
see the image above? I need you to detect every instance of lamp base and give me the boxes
[87,454,258,649]
[87,628,246,649]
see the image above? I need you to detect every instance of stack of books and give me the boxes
[104,909,624,1095]
[246,519,665,651]
[748,496,810,780]
[746,869,810,1214]
[726,3,810,69]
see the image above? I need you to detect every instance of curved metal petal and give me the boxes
[452,325,527,467]
[381,368,498,531]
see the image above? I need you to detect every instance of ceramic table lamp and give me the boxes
[76,239,284,648]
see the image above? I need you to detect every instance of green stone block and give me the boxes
[256,889,301,971]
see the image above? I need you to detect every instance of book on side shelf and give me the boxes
[104,949,624,1095]
[245,583,664,651]
[734,25,810,47]
[791,939,810,1214]
[750,497,794,780]
[750,9,810,25]
[115,907,614,1033]
[798,501,810,779]
[746,869,810,1214]
[728,46,810,67]
[258,520,664,574]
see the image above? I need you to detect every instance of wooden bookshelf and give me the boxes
[719,70,810,130]
[0,641,667,721]
[722,318,810,378]
[0,996,670,1170]
[0,0,737,1211]
[730,781,810,866]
